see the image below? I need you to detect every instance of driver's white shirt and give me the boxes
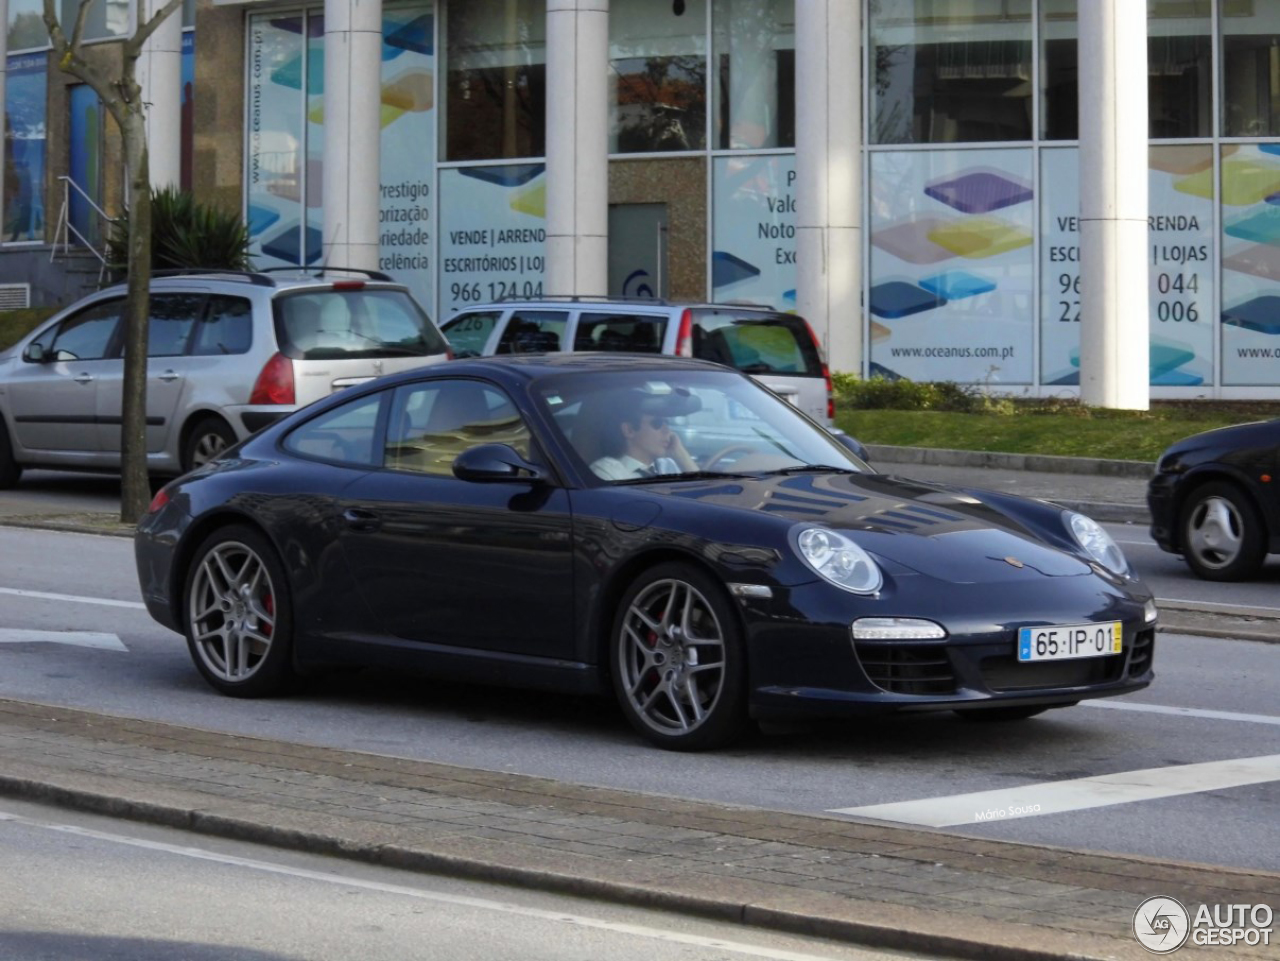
[590,455,678,480]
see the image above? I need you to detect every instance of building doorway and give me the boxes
[608,202,668,300]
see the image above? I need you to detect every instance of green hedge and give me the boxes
[0,306,59,352]
[831,373,1017,416]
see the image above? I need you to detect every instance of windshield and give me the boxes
[274,288,448,360]
[535,369,869,483]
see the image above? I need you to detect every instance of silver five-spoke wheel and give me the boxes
[184,525,295,696]
[612,563,746,750]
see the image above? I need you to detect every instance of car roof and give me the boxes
[447,299,786,317]
[368,352,732,390]
[97,270,410,296]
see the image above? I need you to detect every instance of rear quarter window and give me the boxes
[573,313,667,353]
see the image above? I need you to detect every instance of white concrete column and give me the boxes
[137,0,182,190]
[546,0,608,297]
[1,0,8,235]
[1079,0,1148,409]
[322,0,382,271]
[795,0,861,375]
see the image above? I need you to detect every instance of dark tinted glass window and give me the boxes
[1223,3,1280,137]
[48,300,122,361]
[283,393,382,466]
[1041,2,1211,140]
[494,310,568,354]
[692,310,822,376]
[610,0,707,153]
[574,313,668,353]
[147,294,203,357]
[192,296,254,356]
[444,0,546,161]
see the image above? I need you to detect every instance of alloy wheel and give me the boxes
[1186,495,1243,569]
[190,430,230,468]
[617,578,726,737]
[188,540,277,682]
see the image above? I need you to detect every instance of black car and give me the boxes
[1148,419,1280,581]
[136,355,1156,750]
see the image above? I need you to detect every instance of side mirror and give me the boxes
[22,342,47,363]
[828,427,870,463]
[453,444,548,483]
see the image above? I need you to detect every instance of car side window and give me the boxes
[282,393,382,466]
[574,312,667,353]
[46,299,123,361]
[441,310,501,357]
[384,379,531,476]
[494,310,568,354]
[192,296,254,356]
[145,294,204,357]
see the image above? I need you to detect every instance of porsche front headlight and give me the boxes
[1065,512,1129,575]
[794,528,882,595]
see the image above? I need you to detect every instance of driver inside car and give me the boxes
[589,389,701,480]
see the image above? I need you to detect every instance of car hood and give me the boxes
[648,471,1093,582]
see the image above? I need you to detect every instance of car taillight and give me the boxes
[249,352,295,405]
[674,308,694,357]
[802,318,835,420]
[147,488,170,514]
[332,280,365,290]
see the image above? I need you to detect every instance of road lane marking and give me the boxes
[0,586,146,610]
[0,629,128,652]
[828,754,1280,827]
[1082,699,1280,727]
[0,811,875,961]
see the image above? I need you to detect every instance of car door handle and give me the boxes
[74,373,93,385]
[158,369,180,382]
[342,508,382,532]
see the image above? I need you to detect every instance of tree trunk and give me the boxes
[119,114,153,524]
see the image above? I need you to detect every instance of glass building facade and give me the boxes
[12,1,1280,393]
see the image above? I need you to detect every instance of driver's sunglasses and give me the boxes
[644,415,668,429]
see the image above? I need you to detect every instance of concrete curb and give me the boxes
[867,445,1155,480]
[0,771,1086,961]
[3,696,1275,961]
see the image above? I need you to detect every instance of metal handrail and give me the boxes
[51,175,119,282]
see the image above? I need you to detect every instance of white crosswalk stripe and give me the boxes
[829,754,1280,827]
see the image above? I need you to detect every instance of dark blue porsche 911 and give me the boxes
[136,354,1157,750]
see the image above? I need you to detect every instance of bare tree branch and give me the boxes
[125,0,185,57]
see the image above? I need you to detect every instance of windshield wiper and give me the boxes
[763,464,862,475]
[613,470,754,485]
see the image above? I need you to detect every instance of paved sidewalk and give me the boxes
[0,699,1274,961]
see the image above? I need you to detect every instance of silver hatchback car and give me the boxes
[0,269,451,485]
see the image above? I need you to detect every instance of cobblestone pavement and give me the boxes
[0,699,1274,961]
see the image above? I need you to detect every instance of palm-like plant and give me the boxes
[109,187,250,273]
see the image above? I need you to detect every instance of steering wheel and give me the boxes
[702,444,758,471]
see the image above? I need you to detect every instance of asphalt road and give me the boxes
[1,524,1278,875]
[0,797,913,961]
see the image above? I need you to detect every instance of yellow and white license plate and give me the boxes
[1018,622,1122,662]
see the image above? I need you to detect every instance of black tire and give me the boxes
[182,524,296,697]
[1179,481,1266,581]
[957,705,1052,722]
[182,416,237,474]
[0,418,21,490]
[610,561,748,751]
